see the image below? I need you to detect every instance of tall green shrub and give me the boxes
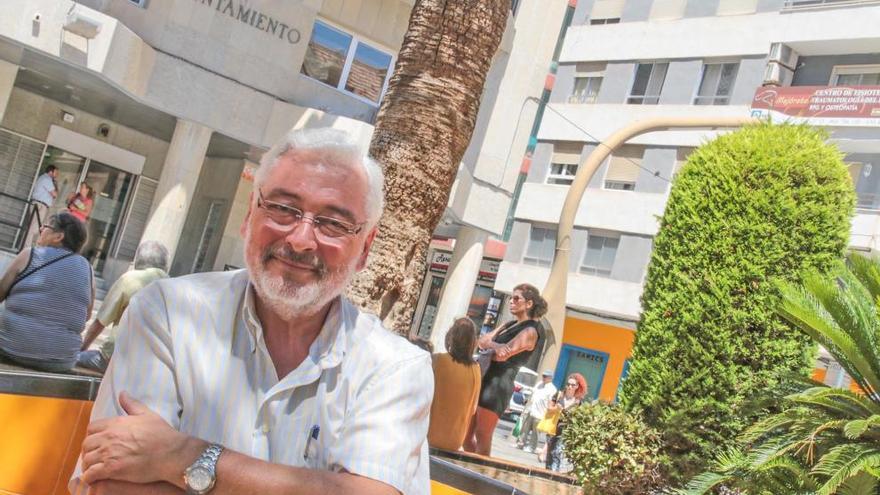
[620,123,855,483]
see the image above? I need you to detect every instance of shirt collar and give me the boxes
[240,282,348,370]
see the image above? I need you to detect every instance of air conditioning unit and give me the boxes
[762,61,794,87]
[768,42,798,71]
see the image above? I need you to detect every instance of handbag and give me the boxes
[537,408,561,436]
[511,414,524,438]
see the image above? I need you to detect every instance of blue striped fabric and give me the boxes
[0,246,91,365]
[71,269,433,494]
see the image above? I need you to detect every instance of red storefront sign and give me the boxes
[751,86,880,126]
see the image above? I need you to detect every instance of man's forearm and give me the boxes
[163,437,398,495]
[87,480,182,494]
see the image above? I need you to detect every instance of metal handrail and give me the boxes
[0,191,42,252]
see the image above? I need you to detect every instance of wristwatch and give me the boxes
[184,443,224,494]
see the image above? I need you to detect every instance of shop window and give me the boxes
[694,62,739,105]
[579,233,619,277]
[628,63,668,104]
[301,20,393,104]
[0,130,45,250]
[556,344,609,401]
[831,65,880,86]
[603,145,643,190]
[524,225,556,267]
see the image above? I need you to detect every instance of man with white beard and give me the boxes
[69,128,433,495]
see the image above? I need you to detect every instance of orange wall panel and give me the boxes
[0,394,93,495]
[561,317,635,402]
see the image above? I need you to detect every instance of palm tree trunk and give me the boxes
[347,0,509,334]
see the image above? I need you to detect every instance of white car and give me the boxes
[503,367,539,421]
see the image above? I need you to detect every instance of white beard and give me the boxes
[244,226,357,320]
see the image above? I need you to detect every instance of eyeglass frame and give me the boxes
[255,188,366,238]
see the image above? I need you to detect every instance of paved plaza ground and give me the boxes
[490,417,547,469]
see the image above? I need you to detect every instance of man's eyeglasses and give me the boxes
[257,189,364,238]
[510,295,524,302]
[566,382,578,387]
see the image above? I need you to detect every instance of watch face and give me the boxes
[187,466,213,492]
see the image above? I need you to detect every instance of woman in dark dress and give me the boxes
[463,283,547,456]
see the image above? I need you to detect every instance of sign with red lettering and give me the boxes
[750,86,880,127]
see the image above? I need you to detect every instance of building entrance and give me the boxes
[42,146,135,275]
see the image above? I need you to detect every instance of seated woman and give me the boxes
[0,212,93,372]
[428,318,481,451]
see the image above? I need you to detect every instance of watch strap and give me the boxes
[185,443,224,494]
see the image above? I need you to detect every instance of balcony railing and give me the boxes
[783,0,880,11]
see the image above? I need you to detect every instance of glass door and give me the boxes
[42,146,87,216]
[80,161,134,274]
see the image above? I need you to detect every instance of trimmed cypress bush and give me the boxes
[620,123,855,483]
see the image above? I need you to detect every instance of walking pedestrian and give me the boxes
[23,165,58,246]
[516,370,557,454]
[545,373,587,472]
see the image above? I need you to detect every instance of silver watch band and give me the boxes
[185,443,224,494]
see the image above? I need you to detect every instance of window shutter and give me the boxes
[591,0,625,19]
[649,0,686,20]
[605,147,643,183]
[717,0,757,15]
[552,143,583,165]
[114,176,158,260]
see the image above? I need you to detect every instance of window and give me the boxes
[570,77,603,103]
[301,20,393,104]
[547,143,582,185]
[605,181,635,191]
[628,63,668,104]
[831,65,880,86]
[694,62,739,105]
[590,0,625,22]
[548,163,578,185]
[524,226,556,267]
[603,146,643,190]
[569,62,605,104]
[717,0,758,15]
[580,233,619,277]
[128,0,147,6]
[590,18,621,24]
[649,0,686,20]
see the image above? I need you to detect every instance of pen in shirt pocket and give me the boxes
[304,424,320,460]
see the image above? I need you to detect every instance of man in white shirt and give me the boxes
[516,370,557,453]
[70,128,433,495]
[24,165,58,246]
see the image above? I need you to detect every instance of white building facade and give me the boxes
[0,0,567,305]
[495,0,880,401]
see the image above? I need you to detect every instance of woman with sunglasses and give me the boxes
[0,212,93,372]
[544,372,587,472]
[464,283,547,456]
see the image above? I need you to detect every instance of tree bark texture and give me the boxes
[347,0,509,334]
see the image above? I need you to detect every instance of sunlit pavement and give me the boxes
[489,418,547,469]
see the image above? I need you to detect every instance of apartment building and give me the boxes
[0,0,566,300]
[495,0,880,401]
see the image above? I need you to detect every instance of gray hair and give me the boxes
[256,128,385,227]
[134,240,169,271]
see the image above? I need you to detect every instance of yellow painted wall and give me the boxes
[0,394,93,495]
[561,316,635,403]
